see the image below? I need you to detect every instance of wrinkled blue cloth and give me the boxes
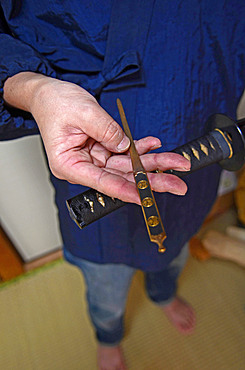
[0,0,244,271]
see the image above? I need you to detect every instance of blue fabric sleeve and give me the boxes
[0,10,56,141]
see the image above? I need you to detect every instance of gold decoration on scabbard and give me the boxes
[84,196,94,213]
[208,139,215,151]
[191,147,200,160]
[200,143,209,156]
[182,151,191,161]
[96,193,106,207]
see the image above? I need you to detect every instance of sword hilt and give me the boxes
[66,114,245,229]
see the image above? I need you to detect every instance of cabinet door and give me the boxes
[0,136,62,262]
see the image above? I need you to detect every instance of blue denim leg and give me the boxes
[145,243,189,306]
[63,249,135,345]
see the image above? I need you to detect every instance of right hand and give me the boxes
[4,72,190,203]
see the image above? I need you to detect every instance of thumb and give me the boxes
[89,103,130,153]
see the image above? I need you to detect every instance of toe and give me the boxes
[162,296,196,335]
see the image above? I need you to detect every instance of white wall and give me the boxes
[0,135,62,262]
[217,91,245,196]
[237,90,245,119]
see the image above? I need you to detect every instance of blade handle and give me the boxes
[167,128,232,177]
[134,171,166,252]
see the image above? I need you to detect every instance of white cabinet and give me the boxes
[0,135,62,262]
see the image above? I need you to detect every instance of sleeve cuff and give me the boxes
[0,34,56,140]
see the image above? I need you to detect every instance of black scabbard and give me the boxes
[66,114,245,229]
[66,191,125,229]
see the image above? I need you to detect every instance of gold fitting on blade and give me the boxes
[137,180,148,189]
[151,233,167,253]
[142,197,154,207]
[147,215,160,227]
[158,246,166,253]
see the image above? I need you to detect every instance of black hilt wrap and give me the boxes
[66,114,245,229]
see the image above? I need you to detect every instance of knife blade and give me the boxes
[116,98,166,253]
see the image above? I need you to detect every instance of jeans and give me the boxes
[63,244,188,345]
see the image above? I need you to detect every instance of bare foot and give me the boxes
[97,344,127,370]
[162,296,196,334]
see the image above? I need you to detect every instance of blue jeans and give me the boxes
[64,245,188,345]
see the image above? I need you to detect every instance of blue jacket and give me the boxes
[0,0,244,271]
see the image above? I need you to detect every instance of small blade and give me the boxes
[116,98,144,173]
[116,98,167,252]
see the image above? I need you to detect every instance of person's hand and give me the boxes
[3,72,190,203]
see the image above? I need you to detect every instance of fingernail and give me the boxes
[177,167,190,171]
[175,190,187,196]
[151,144,162,150]
[117,136,130,151]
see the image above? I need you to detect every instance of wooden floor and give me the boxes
[0,227,24,282]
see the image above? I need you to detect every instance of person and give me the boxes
[0,1,244,369]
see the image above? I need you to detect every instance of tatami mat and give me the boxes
[0,256,244,370]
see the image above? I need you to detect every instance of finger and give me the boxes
[88,140,112,167]
[134,136,162,155]
[53,152,188,203]
[120,137,162,157]
[83,102,130,153]
[59,160,188,203]
[147,172,188,195]
[141,152,191,172]
[101,168,188,197]
[61,161,141,203]
[107,152,191,173]
[121,172,188,196]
